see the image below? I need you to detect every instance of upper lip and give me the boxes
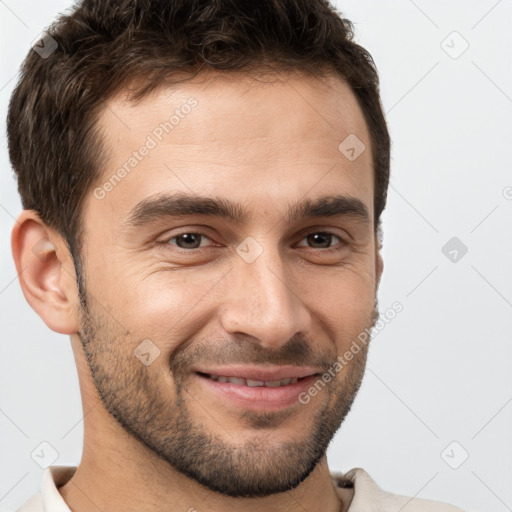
[194,365,321,382]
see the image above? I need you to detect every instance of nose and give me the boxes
[218,243,311,349]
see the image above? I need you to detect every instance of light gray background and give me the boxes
[1,1,511,511]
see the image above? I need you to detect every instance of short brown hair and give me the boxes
[8,0,390,273]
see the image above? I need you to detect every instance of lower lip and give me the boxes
[195,373,319,412]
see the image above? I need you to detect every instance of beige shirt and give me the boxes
[17,466,466,511]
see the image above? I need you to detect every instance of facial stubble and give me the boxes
[76,277,379,498]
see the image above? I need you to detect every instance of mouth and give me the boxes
[196,371,312,387]
[193,366,322,412]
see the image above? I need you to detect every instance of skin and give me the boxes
[12,68,383,512]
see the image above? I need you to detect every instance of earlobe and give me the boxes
[11,211,80,335]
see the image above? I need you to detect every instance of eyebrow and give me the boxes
[124,192,370,228]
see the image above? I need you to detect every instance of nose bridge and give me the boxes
[219,240,310,347]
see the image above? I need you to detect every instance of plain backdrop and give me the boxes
[1,1,511,511]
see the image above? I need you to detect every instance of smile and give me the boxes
[198,372,301,387]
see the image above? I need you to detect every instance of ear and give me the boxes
[11,210,80,334]
[375,250,384,289]
[375,225,384,290]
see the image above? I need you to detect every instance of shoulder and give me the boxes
[331,468,467,512]
[16,465,76,512]
[16,492,43,512]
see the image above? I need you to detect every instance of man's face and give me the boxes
[77,70,381,497]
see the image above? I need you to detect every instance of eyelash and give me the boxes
[157,230,348,253]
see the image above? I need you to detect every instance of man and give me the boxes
[9,0,465,510]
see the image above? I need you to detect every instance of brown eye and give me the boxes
[167,232,212,250]
[297,232,344,249]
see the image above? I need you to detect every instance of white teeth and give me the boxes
[265,380,283,387]
[246,379,265,387]
[228,377,245,385]
[205,374,299,387]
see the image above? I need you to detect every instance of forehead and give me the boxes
[86,69,374,231]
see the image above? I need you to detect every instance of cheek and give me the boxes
[101,270,226,348]
[86,243,376,351]
[298,263,376,342]
[300,259,376,305]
